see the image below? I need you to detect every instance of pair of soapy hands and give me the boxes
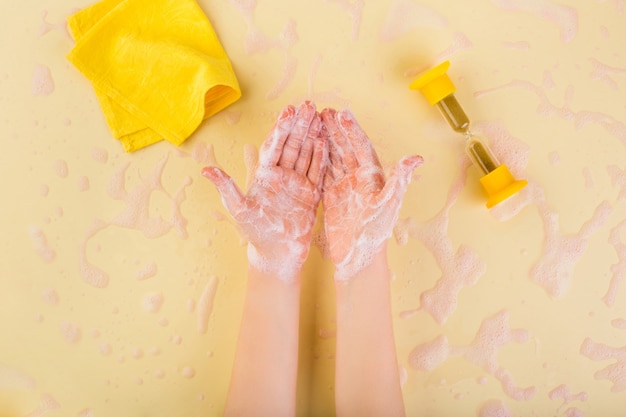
[202,102,423,282]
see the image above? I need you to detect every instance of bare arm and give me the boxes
[321,108,422,417]
[202,101,328,417]
[334,246,404,417]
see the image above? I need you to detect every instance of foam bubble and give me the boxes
[478,399,512,417]
[181,366,195,379]
[29,225,56,263]
[31,64,55,96]
[408,335,449,371]
[409,311,535,400]
[98,343,112,356]
[77,176,90,192]
[580,337,626,392]
[531,201,611,298]
[492,0,578,43]
[54,160,68,178]
[548,384,588,407]
[25,394,60,416]
[91,147,108,164]
[0,363,36,390]
[41,289,59,305]
[142,292,164,313]
[136,262,157,281]
[327,0,364,40]
[77,408,93,417]
[611,318,626,329]
[197,277,218,334]
[243,144,259,190]
[60,321,82,344]
[380,0,447,41]
[192,143,218,166]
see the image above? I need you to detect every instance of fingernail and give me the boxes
[201,166,219,180]
[279,105,295,120]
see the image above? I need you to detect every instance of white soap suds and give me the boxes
[29,225,56,263]
[142,292,164,313]
[197,276,218,334]
[409,311,535,401]
[31,64,55,96]
[60,321,82,345]
[136,262,157,280]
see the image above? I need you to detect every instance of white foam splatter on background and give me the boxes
[225,0,299,99]
[29,225,56,263]
[404,33,474,78]
[77,408,93,417]
[181,366,196,379]
[192,142,218,166]
[612,318,626,329]
[38,10,72,40]
[136,262,157,281]
[31,64,55,96]
[602,220,626,307]
[0,363,36,390]
[23,393,60,417]
[60,321,81,344]
[607,164,626,201]
[478,399,512,417]
[142,292,164,313]
[41,288,59,305]
[265,20,298,100]
[548,384,588,410]
[91,147,108,164]
[473,79,626,149]
[491,0,578,44]
[54,160,68,178]
[197,276,218,334]
[79,157,191,287]
[530,200,611,298]
[409,310,536,400]
[326,0,364,40]
[77,176,90,192]
[380,0,447,41]
[580,337,626,392]
[395,158,486,324]
[589,58,626,90]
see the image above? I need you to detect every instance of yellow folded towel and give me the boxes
[67,0,241,152]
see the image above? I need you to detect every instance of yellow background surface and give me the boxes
[1,0,626,416]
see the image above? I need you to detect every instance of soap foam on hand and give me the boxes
[321,108,423,281]
[202,102,328,283]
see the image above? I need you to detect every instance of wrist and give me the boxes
[247,243,304,283]
[334,243,388,281]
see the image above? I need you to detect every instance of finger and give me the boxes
[321,108,358,172]
[278,101,317,169]
[377,155,424,207]
[259,105,297,168]
[307,124,329,186]
[294,113,321,175]
[337,109,383,171]
[201,166,247,218]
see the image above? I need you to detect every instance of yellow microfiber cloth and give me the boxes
[67,0,241,152]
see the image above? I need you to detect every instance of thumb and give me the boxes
[378,155,423,206]
[201,166,246,218]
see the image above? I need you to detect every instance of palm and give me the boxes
[320,108,422,280]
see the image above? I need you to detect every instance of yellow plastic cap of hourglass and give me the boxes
[479,164,528,208]
[409,61,456,105]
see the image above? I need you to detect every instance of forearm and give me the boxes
[224,261,302,417]
[334,245,405,417]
